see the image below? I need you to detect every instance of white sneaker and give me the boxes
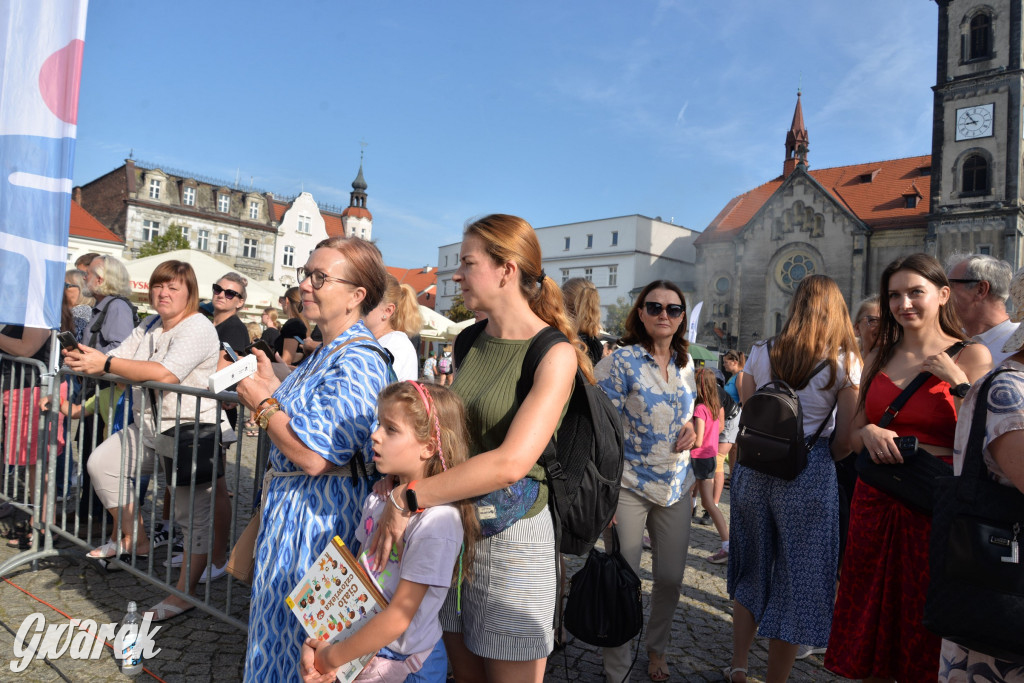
[163,553,184,568]
[795,644,826,660]
[198,561,227,583]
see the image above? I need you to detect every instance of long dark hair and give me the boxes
[859,253,968,411]
[619,280,689,367]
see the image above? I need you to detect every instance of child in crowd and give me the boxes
[691,367,730,563]
[299,381,479,683]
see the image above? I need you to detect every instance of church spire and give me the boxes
[783,90,809,178]
[349,151,368,208]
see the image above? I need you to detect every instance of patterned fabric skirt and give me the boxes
[825,479,941,683]
[727,439,839,646]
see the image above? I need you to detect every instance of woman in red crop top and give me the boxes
[826,254,991,683]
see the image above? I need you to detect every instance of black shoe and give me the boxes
[696,510,712,526]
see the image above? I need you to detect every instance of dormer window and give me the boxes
[183,187,196,206]
[919,165,932,177]
[859,169,880,183]
[218,194,230,213]
[904,195,919,209]
[249,200,260,220]
[149,178,161,199]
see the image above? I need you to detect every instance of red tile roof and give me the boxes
[272,200,289,222]
[342,206,372,219]
[387,266,438,308]
[70,201,123,243]
[696,155,932,244]
[324,213,345,238]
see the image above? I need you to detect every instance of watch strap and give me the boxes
[405,480,424,514]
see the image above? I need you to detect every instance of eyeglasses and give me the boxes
[297,267,359,290]
[948,278,980,285]
[63,283,79,290]
[859,316,880,327]
[212,283,243,300]
[643,302,685,318]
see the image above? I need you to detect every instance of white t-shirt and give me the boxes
[974,318,1020,366]
[745,341,862,438]
[378,330,418,382]
[354,493,463,655]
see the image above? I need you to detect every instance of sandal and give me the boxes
[6,527,33,550]
[648,651,670,682]
[722,665,747,682]
[143,598,195,623]
[87,539,150,559]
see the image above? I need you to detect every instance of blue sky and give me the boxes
[73,1,938,268]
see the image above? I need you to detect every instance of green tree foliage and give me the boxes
[603,296,632,338]
[138,224,190,258]
[446,294,474,322]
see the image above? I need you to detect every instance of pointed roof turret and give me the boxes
[783,90,809,178]
[352,161,367,192]
[342,153,372,221]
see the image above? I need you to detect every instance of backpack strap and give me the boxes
[88,296,138,348]
[766,339,829,388]
[453,319,488,370]
[877,341,968,428]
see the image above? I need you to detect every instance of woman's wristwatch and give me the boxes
[255,397,282,429]
[404,480,425,514]
[950,382,971,398]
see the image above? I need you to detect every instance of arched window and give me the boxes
[962,154,989,194]
[969,14,992,60]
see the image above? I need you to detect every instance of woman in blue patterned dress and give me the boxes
[236,237,390,681]
[594,280,698,683]
[724,275,861,683]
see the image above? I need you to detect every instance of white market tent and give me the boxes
[124,249,284,320]
[419,306,454,341]
[444,317,477,340]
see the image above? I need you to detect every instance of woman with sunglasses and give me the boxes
[210,273,250,363]
[275,286,311,366]
[234,236,391,682]
[594,280,698,683]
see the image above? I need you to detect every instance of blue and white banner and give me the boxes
[0,0,88,328]
[686,300,702,344]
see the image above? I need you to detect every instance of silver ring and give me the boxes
[877,450,883,455]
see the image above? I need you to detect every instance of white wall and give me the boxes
[273,192,329,287]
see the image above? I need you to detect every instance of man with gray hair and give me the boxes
[946,253,1020,365]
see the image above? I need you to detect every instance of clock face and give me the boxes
[956,103,994,140]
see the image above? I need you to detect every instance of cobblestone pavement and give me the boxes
[0,441,845,682]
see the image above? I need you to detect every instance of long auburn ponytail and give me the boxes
[464,214,595,383]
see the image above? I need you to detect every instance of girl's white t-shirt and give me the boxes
[378,330,419,382]
[355,493,463,655]
[745,342,861,439]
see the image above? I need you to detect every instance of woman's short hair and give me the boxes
[619,280,690,367]
[562,277,602,338]
[218,272,248,300]
[148,260,200,315]
[853,295,879,324]
[315,236,388,316]
[65,269,95,308]
[90,255,132,298]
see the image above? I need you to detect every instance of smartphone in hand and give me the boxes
[246,339,273,358]
[57,331,79,353]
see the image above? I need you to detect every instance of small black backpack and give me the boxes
[735,345,832,481]
[454,320,625,555]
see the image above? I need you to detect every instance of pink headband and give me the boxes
[406,380,447,471]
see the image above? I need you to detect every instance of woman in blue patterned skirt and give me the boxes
[236,237,390,681]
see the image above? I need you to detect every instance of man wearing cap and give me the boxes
[946,253,1020,365]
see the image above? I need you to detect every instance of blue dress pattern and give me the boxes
[243,322,388,682]
[594,345,696,506]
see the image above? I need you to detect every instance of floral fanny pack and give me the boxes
[475,477,540,537]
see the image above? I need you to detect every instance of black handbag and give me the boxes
[924,369,1024,659]
[855,343,962,516]
[149,388,220,486]
[563,526,642,648]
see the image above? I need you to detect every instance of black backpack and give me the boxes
[87,295,140,348]
[454,320,625,555]
[735,346,832,481]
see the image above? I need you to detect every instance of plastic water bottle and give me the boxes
[118,601,143,676]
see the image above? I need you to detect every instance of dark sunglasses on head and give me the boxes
[212,283,243,299]
[643,302,685,318]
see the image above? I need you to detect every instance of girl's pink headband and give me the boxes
[406,380,447,471]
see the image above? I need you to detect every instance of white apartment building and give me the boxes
[435,215,697,321]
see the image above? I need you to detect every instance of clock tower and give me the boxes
[929,0,1024,267]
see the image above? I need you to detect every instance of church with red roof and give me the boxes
[696,1,1024,350]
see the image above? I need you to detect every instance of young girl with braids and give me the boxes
[300,381,479,683]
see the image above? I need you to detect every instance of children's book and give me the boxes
[286,536,389,683]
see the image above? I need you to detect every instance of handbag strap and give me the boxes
[960,368,1012,482]
[877,341,967,428]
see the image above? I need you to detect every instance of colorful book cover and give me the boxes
[286,536,389,683]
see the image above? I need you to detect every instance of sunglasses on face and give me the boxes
[64,282,79,290]
[643,301,685,318]
[212,283,243,299]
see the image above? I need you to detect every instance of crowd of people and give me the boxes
[0,236,1022,682]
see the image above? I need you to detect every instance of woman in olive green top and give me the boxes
[369,214,591,682]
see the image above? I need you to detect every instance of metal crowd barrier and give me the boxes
[0,354,268,632]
